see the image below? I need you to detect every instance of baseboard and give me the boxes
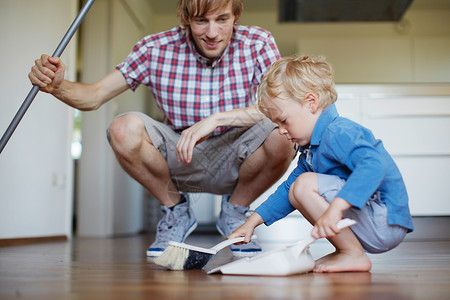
[2,217,446,246]
[405,216,450,241]
[0,235,67,247]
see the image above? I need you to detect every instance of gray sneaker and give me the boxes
[216,195,262,257]
[147,196,197,257]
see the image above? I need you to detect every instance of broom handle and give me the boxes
[0,0,95,154]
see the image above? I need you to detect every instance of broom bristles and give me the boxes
[154,245,190,270]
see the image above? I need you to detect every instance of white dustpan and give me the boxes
[208,218,356,276]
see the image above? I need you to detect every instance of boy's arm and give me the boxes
[228,212,264,243]
[311,197,352,239]
[229,157,307,243]
[254,165,304,226]
[326,129,387,210]
[313,131,384,239]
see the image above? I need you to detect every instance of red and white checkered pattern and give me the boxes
[117,24,280,135]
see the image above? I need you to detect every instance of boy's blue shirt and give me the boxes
[255,104,414,232]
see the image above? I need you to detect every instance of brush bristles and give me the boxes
[183,251,213,270]
[154,245,189,270]
[154,245,214,270]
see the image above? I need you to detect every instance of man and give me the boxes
[29,0,295,257]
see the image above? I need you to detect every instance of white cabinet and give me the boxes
[336,84,450,215]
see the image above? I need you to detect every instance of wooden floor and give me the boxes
[1,233,449,300]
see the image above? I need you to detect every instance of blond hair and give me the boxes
[177,0,243,27]
[258,55,337,116]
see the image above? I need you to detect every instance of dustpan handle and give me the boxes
[295,218,357,256]
[309,218,357,239]
[336,218,357,229]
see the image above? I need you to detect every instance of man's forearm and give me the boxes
[53,80,102,111]
[52,70,129,111]
[212,105,266,127]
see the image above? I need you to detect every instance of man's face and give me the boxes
[189,1,236,60]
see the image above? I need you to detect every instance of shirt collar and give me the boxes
[309,104,339,146]
[185,26,233,68]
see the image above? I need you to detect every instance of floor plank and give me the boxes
[0,233,449,299]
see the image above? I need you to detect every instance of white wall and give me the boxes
[0,0,154,239]
[77,0,155,237]
[0,0,78,239]
[242,3,450,63]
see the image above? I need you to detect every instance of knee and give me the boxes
[108,114,147,153]
[289,172,316,208]
[263,130,296,164]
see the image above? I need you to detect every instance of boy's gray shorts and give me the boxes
[108,112,277,195]
[318,174,407,254]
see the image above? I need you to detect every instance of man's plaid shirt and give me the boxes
[116,24,280,136]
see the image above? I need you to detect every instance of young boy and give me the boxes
[228,55,414,273]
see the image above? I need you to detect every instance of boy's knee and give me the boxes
[289,172,317,206]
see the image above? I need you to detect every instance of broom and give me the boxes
[0,0,95,154]
[155,235,257,270]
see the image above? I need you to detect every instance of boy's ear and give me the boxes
[305,93,320,113]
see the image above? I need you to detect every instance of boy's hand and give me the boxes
[228,212,264,244]
[312,197,350,239]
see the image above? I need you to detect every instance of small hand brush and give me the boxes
[155,235,256,270]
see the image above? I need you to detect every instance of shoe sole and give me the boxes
[146,220,198,257]
[231,249,262,257]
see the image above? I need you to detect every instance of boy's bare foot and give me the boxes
[313,250,372,273]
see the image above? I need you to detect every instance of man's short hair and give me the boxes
[177,0,243,26]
